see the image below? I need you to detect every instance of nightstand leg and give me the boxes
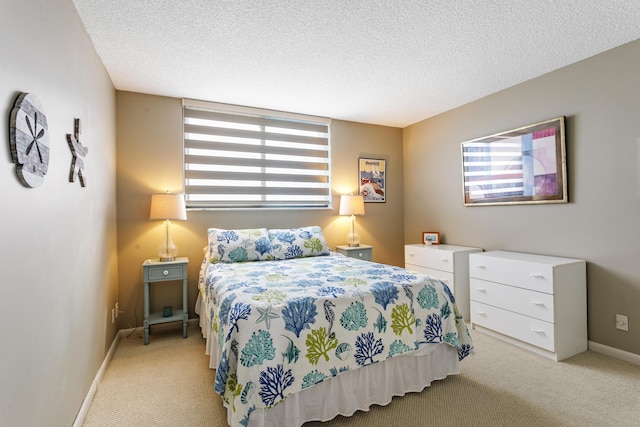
[143,281,150,345]
[182,277,188,338]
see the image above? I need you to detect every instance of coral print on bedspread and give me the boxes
[201,254,473,427]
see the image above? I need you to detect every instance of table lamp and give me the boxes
[149,193,187,261]
[339,194,365,247]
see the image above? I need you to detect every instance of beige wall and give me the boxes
[115,91,404,329]
[0,0,117,425]
[404,40,640,356]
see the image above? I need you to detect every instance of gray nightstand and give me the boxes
[336,244,373,261]
[142,257,189,345]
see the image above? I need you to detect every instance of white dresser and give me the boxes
[469,251,587,361]
[405,244,482,321]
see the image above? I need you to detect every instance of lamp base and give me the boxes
[346,230,360,247]
[158,219,178,262]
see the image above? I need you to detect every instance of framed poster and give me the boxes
[461,117,567,206]
[359,158,386,202]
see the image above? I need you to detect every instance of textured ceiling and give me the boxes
[72,1,640,127]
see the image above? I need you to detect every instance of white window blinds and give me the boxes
[183,99,331,209]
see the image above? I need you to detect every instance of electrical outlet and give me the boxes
[616,314,628,331]
[115,302,119,318]
[111,308,115,324]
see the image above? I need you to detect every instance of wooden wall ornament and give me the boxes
[67,118,88,187]
[9,93,50,188]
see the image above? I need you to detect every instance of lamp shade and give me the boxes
[149,193,187,220]
[339,194,365,216]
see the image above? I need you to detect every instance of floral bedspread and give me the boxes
[199,253,473,426]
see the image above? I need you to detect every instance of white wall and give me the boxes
[0,1,117,425]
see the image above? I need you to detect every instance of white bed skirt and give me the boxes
[196,295,460,427]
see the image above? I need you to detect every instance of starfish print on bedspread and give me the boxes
[255,305,279,329]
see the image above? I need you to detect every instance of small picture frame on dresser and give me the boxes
[422,232,440,245]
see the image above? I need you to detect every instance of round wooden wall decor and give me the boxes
[9,93,50,188]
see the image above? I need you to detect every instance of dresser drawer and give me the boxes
[406,264,455,293]
[144,263,186,281]
[470,278,554,323]
[471,301,555,351]
[469,253,555,294]
[405,246,454,273]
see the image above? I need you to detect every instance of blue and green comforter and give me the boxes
[200,253,473,426]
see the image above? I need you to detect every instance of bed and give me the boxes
[196,226,473,427]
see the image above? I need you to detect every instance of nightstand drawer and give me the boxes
[144,263,185,281]
[336,245,372,261]
[349,247,372,260]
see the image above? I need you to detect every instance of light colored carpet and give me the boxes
[83,323,640,427]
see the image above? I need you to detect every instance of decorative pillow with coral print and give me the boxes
[268,226,330,260]
[207,228,273,263]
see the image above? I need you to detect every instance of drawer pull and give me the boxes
[440,258,449,262]
[476,287,487,293]
[530,273,545,279]
[475,264,487,269]
[531,328,546,335]
[530,300,545,307]
[358,253,363,257]
[476,311,487,316]
[163,270,169,276]
[408,253,415,257]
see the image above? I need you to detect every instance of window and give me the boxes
[183,99,331,209]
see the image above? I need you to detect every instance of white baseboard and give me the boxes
[72,330,121,427]
[588,340,640,366]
